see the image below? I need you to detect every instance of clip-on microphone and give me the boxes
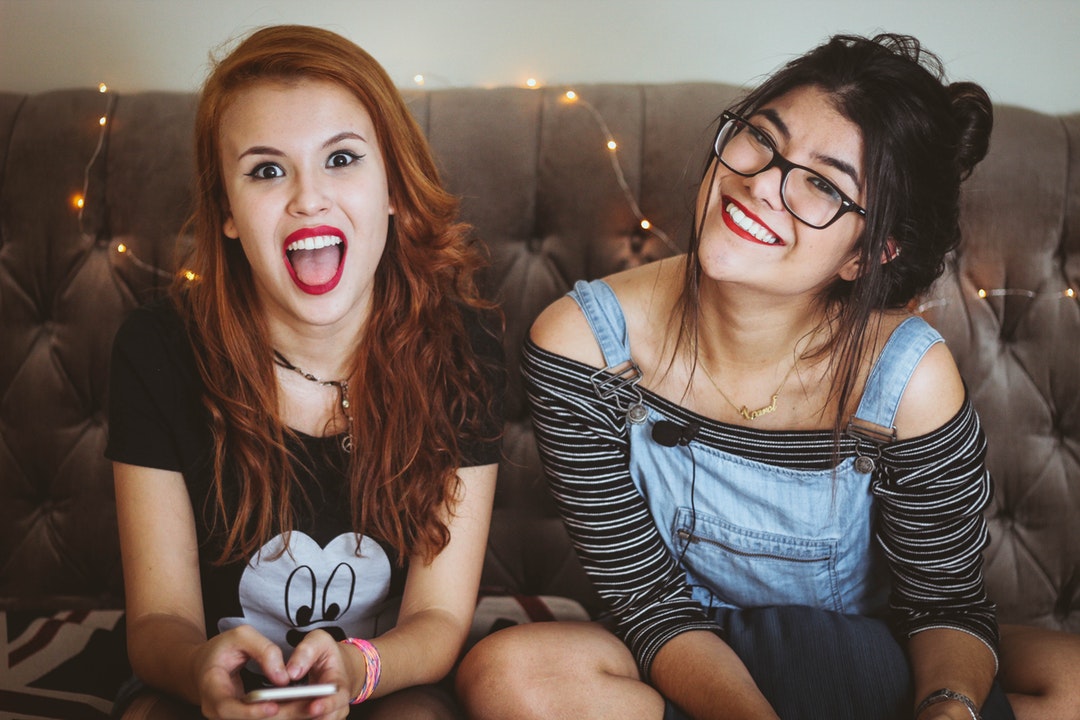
[650,419,702,566]
[652,419,701,447]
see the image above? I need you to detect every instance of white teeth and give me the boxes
[725,203,780,245]
[286,235,342,252]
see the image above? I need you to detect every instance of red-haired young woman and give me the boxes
[108,25,503,720]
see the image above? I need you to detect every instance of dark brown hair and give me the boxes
[679,33,992,438]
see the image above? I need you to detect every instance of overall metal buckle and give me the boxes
[590,360,648,425]
[846,417,897,474]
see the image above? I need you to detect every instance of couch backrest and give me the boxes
[1,85,1077,633]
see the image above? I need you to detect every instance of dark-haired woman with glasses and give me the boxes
[456,33,1080,720]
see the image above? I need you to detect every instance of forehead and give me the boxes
[219,78,376,147]
[753,85,864,183]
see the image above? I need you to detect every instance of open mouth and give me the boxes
[722,199,782,246]
[283,229,347,295]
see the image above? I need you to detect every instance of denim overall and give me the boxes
[569,279,1016,720]
[570,279,941,615]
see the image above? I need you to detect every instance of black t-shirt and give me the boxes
[106,299,503,661]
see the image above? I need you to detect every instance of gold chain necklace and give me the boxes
[698,359,798,422]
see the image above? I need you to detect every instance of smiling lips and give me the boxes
[721,198,783,246]
[283,226,347,295]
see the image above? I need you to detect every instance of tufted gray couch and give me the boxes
[1,84,1078,709]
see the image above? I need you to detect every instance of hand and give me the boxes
[276,629,358,719]
[190,624,351,719]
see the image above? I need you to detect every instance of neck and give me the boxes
[694,279,829,369]
[266,316,366,383]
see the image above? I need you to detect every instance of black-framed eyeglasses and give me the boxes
[713,111,867,229]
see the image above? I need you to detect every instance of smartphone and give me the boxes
[243,683,337,703]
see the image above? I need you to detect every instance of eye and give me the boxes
[805,173,844,202]
[745,124,774,151]
[245,162,284,180]
[327,150,362,169]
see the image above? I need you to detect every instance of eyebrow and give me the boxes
[754,108,862,189]
[237,131,369,161]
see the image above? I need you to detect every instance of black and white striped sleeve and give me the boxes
[875,401,1000,662]
[522,339,724,678]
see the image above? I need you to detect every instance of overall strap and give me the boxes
[847,316,943,468]
[568,279,648,424]
[568,279,633,368]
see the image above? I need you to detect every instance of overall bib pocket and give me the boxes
[673,507,844,611]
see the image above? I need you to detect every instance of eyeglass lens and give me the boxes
[715,118,850,229]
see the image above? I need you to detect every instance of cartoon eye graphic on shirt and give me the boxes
[284,561,356,627]
[321,561,357,622]
[218,532,393,659]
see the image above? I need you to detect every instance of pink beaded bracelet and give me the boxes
[341,637,381,704]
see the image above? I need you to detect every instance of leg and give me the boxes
[360,683,462,720]
[118,692,203,720]
[719,606,912,720]
[455,621,665,720]
[999,623,1080,720]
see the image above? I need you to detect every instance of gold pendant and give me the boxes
[738,393,780,421]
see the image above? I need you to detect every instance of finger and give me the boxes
[285,630,339,681]
[234,628,291,686]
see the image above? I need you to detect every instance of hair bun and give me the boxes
[949,81,993,178]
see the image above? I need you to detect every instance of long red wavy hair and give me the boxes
[176,24,498,565]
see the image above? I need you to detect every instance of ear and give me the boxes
[838,252,862,282]
[882,237,900,263]
[223,213,239,239]
[839,237,900,282]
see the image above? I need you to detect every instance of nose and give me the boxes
[287,172,331,217]
[744,165,785,213]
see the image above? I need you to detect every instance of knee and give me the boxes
[455,628,552,720]
[1000,624,1080,720]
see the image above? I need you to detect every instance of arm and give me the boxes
[884,341,999,717]
[110,310,350,718]
[909,630,995,720]
[651,631,780,720]
[296,463,497,702]
[526,300,772,718]
[115,462,299,717]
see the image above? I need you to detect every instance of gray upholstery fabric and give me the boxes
[0,85,1077,636]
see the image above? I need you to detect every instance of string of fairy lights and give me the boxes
[80,76,1077,312]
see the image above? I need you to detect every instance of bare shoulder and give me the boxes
[891,316,966,440]
[529,294,607,368]
[529,257,684,370]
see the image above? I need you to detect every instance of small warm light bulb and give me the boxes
[565,90,578,101]
[607,140,618,151]
[525,78,539,88]
[72,194,85,210]
[413,74,425,86]
[116,243,127,254]
[98,83,108,93]
[1066,288,1076,298]
[183,270,198,282]
[640,219,651,230]
[977,288,987,299]
[99,116,107,127]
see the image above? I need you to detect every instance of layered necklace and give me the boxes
[273,351,353,453]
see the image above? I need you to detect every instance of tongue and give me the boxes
[289,245,341,287]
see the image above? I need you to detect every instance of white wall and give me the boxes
[2,0,1077,114]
